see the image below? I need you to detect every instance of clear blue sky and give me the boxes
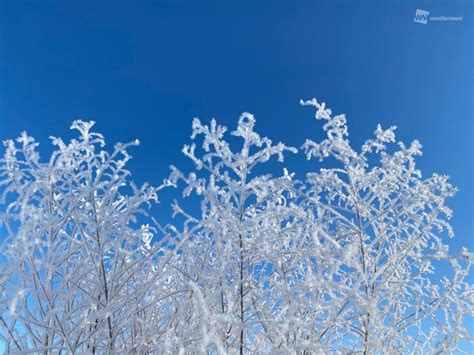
[0,0,472,253]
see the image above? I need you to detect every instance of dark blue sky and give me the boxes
[0,0,472,252]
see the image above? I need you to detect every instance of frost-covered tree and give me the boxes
[162,114,303,353]
[0,99,472,354]
[0,121,172,353]
[297,99,473,353]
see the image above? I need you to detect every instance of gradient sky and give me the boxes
[0,1,473,351]
[0,1,472,256]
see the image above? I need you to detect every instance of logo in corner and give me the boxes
[414,9,429,24]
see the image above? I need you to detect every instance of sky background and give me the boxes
[0,0,473,349]
[0,1,472,262]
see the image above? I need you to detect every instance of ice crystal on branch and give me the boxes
[0,100,472,354]
[298,98,472,353]
[0,121,171,353]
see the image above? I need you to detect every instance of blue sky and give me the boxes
[0,1,472,251]
[0,1,473,351]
